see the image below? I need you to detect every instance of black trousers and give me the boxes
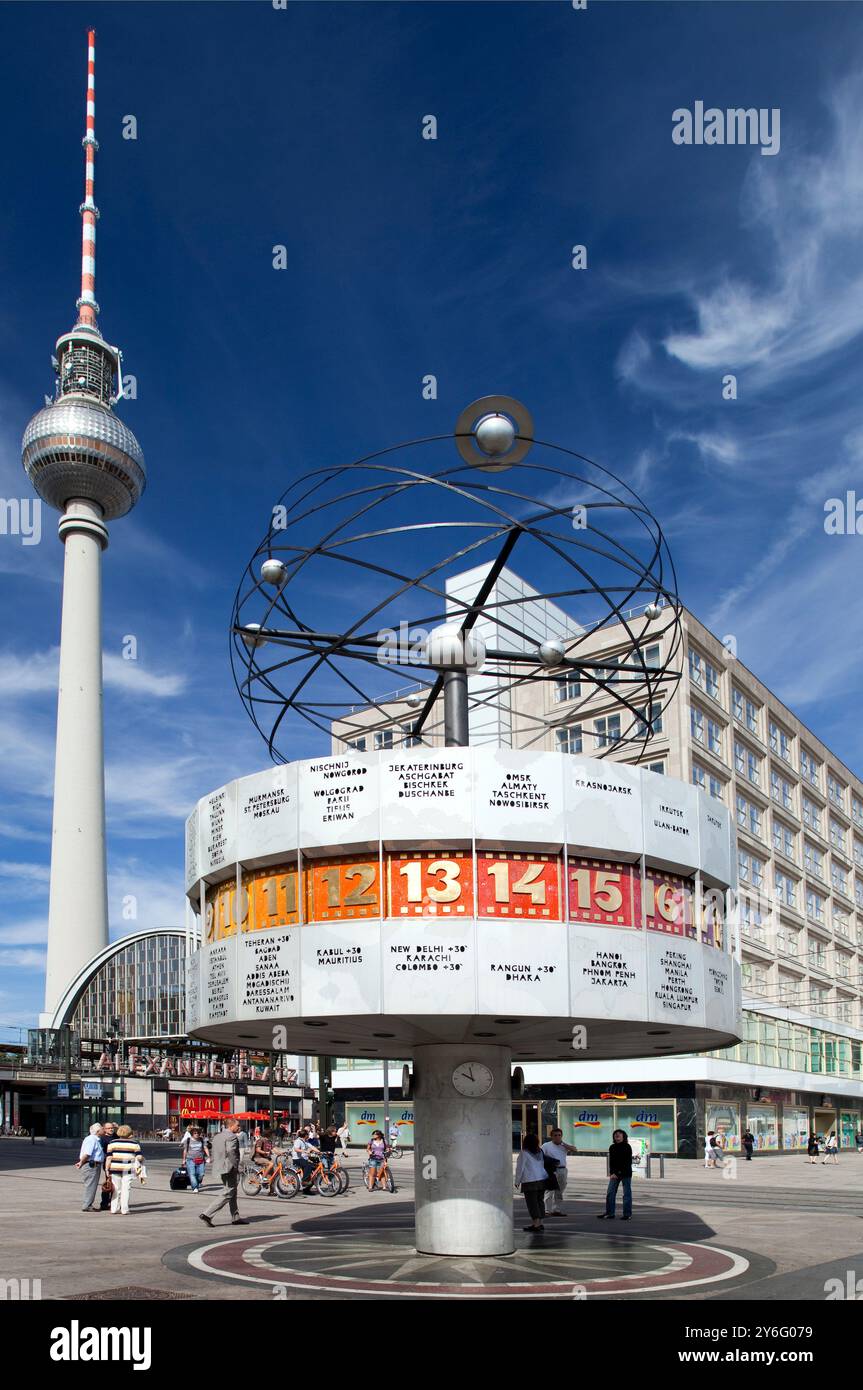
[522,1180,546,1221]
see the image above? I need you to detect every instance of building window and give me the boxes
[828,773,846,809]
[801,748,820,787]
[779,973,800,999]
[734,741,760,787]
[835,999,853,1024]
[806,891,825,925]
[853,793,863,828]
[834,907,851,939]
[692,764,706,792]
[769,719,793,763]
[637,702,663,736]
[401,726,422,748]
[808,938,827,970]
[374,730,394,750]
[347,737,367,751]
[645,760,665,774]
[804,842,824,880]
[689,648,704,689]
[737,793,761,839]
[732,690,760,735]
[802,796,822,834]
[557,725,583,755]
[593,714,621,749]
[774,869,796,909]
[773,819,796,862]
[831,864,849,897]
[554,673,581,702]
[709,775,724,801]
[836,952,851,980]
[741,958,769,994]
[739,851,765,888]
[707,718,723,757]
[691,706,704,745]
[769,771,794,812]
[856,879,863,909]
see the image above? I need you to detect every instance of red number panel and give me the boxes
[476,851,563,920]
[567,857,640,928]
[386,850,474,917]
[645,872,696,939]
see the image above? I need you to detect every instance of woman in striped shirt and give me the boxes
[106,1125,143,1215]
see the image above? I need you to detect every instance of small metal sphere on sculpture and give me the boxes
[231,395,683,763]
[474,413,516,459]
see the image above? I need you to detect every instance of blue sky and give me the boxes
[2,0,862,1037]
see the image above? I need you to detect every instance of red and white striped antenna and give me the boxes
[76,28,99,329]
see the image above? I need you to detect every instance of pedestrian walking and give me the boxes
[98,1122,118,1209]
[200,1119,247,1227]
[824,1132,839,1165]
[541,1127,577,1217]
[598,1129,634,1221]
[75,1123,105,1211]
[105,1125,143,1215]
[337,1120,350,1154]
[742,1129,755,1161]
[514,1132,547,1233]
[807,1133,819,1164]
[856,1129,863,1155]
[181,1125,211,1192]
[705,1131,724,1167]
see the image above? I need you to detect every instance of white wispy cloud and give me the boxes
[0,647,186,699]
[664,73,863,384]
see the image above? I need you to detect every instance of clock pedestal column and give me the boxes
[413,1043,515,1256]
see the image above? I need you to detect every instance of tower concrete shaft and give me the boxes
[43,501,110,1018]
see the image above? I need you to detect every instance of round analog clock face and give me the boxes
[451,1062,494,1097]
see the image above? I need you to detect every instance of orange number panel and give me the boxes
[567,857,640,928]
[244,864,300,933]
[645,872,696,939]
[306,855,381,922]
[205,880,238,942]
[477,851,563,920]
[387,850,474,917]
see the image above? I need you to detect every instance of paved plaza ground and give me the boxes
[2,1139,862,1301]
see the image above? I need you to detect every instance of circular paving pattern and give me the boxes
[173,1226,751,1298]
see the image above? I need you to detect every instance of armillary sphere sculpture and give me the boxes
[230,395,682,760]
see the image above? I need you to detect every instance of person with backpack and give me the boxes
[597,1129,634,1221]
[514,1132,547,1233]
[181,1125,211,1192]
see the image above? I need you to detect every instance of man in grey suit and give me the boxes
[200,1119,248,1226]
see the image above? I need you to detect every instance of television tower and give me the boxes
[22,31,146,1022]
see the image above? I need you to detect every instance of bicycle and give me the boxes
[241,1153,300,1199]
[363,1153,396,1193]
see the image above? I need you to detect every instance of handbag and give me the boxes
[101,1177,115,1195]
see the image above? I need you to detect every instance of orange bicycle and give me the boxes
[241,1152,300,1199]
[363,1153,396,1193]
